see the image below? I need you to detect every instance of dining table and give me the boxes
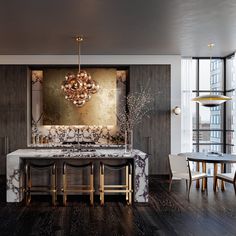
[179,152,236,191]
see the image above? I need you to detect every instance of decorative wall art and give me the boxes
[43,68,117,125]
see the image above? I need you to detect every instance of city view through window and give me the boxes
[191,56,236,174]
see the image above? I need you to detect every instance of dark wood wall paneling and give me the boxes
[0,66,29,174]
[129,65,171,175]
[0,65,171,176]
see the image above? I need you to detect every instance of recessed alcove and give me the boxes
[31,67,127,145]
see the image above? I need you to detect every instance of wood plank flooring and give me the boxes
[1,176,236,236]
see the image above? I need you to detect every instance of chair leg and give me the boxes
[202,162,206,192]
[214,177,218,192]
[233,183,236,195]
[188,180,192,201]
[213,163,218,192]
[196,162,200,189]
[169,178,173,192]
[185,179,188,192]
[205,176,208,190]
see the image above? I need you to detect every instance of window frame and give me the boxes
[192,56,234,153]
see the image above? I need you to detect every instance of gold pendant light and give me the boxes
[192,94,231,107]
[192,43,231,107]
[61,36,99,107]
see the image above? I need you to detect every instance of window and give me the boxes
[193,59,224,153]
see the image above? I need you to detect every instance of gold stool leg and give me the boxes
[125,165,129,202]
[90,164,94,205]
[128,164,132,205]
[63,164,67,206]
[27,166,32,205]
[99,164,102,202]
[51,169,56,206]
[100,164,104,206]
[25,164,30,205]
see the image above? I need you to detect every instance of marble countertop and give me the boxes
[28,144,124,149]
[7,148,146,159]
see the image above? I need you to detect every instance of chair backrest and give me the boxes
[169,154,189,175]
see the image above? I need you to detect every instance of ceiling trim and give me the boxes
[0,55,181,65]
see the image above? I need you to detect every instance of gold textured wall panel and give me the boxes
[43,68,117,125]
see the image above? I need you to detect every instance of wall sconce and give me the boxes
[173,106,181,115]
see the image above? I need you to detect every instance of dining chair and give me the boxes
[214,170,236,194]
[168,154,208,200]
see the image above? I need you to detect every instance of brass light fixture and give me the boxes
[61,36,99,107]
[192,43,231,107]
[192,94,231,107]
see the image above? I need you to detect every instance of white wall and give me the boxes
[0,55,182,154]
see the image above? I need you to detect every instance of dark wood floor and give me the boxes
[1,176,236,236]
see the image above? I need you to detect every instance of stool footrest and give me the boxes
[101,190,133,193]
[27,189,56,193]
[63,189,94,193]
[103,185,128,188]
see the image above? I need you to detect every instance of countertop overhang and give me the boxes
[8,148,146,159]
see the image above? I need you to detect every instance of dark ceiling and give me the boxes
[0,0,236,57]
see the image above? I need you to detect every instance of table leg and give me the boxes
[202,161,207,191]
[221,163,225,191]
[196,162,200,189]
[213,163,218,192]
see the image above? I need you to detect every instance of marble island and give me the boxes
[7,148,148,203]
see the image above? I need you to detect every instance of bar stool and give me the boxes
[62,162,94,206]
[99,162,133,206]
[25,161,57,206]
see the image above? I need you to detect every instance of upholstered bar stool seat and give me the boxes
[99,162,133,206]
[25,162,57,206]
[62,162,94,206]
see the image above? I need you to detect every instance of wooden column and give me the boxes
[130,65,171,175]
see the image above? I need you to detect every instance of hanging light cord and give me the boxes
[77,39,81,72]
[208,43,214,94]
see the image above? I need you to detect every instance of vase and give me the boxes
[125,130,133,155]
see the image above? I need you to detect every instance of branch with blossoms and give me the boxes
[117,87,154,132]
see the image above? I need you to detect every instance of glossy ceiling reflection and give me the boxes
[0,0,236,56]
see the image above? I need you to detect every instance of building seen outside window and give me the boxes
[191,56,236,175]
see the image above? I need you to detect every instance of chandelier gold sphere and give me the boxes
[61,37,99,107]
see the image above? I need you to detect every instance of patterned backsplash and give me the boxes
[31,125,124,145]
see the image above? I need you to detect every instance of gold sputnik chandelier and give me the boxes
[61,36,99,107]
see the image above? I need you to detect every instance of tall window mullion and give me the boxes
[196,59,200,152]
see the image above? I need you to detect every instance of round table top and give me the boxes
[179,152,236,163]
